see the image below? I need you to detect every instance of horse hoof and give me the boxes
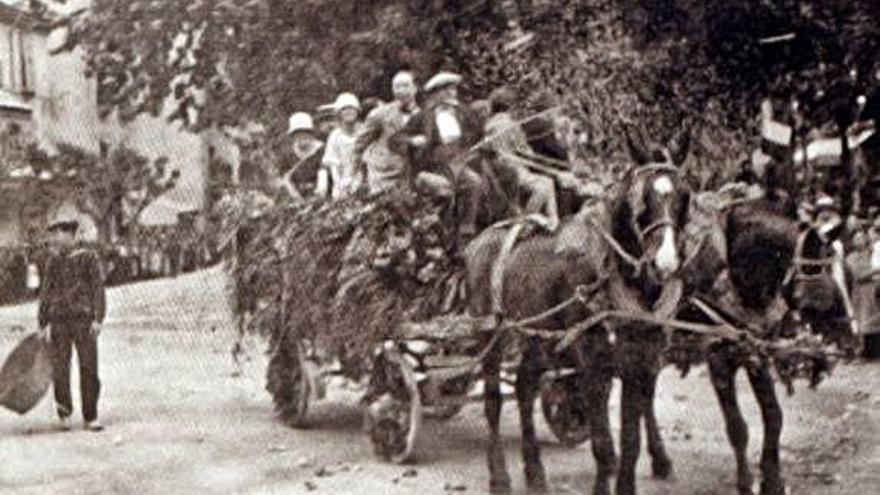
[614,479,636,495]
[525,464,548,493]
[760,479,786,495]
[489,479,513,494]
[614,485,635,495]
[651,459,675,480]
[526,478,549,493]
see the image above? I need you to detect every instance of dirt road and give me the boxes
[1,267,877,494]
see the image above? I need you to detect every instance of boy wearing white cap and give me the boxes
[319,92,365,199]
[280,112,325,201]
[354,71,420,194]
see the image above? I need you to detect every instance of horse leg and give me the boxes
[643,372,674,480]
[616,374,649,495]
[708,353,754,495]
[516,342,548,492]
[484,338,512,494]
[584,360,615,495]
[746,362,786,495]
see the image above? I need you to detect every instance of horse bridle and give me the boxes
[592,163,685,274]
[638,219,677,244]
[630,163,683,252]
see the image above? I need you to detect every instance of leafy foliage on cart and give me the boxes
[225,189,461,368]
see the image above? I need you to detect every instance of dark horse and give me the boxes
[464,128,691,495]
[678,86,868,494]
[672,194,861,495]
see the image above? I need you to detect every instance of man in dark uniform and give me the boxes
[37,219,106,432]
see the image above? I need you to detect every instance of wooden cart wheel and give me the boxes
[541,375,591,447]
[365,348,422,464]
[267,339,311,427]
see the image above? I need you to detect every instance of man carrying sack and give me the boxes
[38,219,106,432]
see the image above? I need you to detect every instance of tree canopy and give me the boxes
[46,0,880,182]
[0,126,178,242]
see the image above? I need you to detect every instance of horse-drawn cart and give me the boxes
[222,189,597,464]
[275,311,592,464]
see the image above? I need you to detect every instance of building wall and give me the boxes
[39,27,212,215]
[0,1,240,247]
[35,29,101,153]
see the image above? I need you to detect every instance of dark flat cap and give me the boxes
[489,87,517,111]
[47,220,79,234]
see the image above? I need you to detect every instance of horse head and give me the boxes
[613,125,691,288]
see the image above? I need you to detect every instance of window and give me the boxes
[4,28,34,95]
[18,31,33,94]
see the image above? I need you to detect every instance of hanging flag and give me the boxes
[760,98,794,162]
[793,127,876,167]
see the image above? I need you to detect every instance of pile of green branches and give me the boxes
[225,189,459,368]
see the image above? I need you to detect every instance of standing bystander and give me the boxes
[37,219,106,432]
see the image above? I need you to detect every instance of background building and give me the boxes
[0,0,239,247]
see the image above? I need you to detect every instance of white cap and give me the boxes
[814,194,836,211]
[424,72,462,93]
[392,71,415,86]
[287,112,315,135]
[333,92,361,112]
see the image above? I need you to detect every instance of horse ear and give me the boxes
[624,125,651,165]
[668,127,691,166]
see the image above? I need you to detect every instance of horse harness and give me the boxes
[783,230,859,335]
[628,163,683,246]
[590,163,697,278]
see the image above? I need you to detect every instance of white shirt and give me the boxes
[321,125,363,199]
[872,240,880,272]
[435,109,463,144]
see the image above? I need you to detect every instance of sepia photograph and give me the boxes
[0,1,878,494]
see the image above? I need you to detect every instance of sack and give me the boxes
[0,333,53,415]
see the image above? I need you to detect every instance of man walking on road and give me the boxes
[38,219,106,432]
